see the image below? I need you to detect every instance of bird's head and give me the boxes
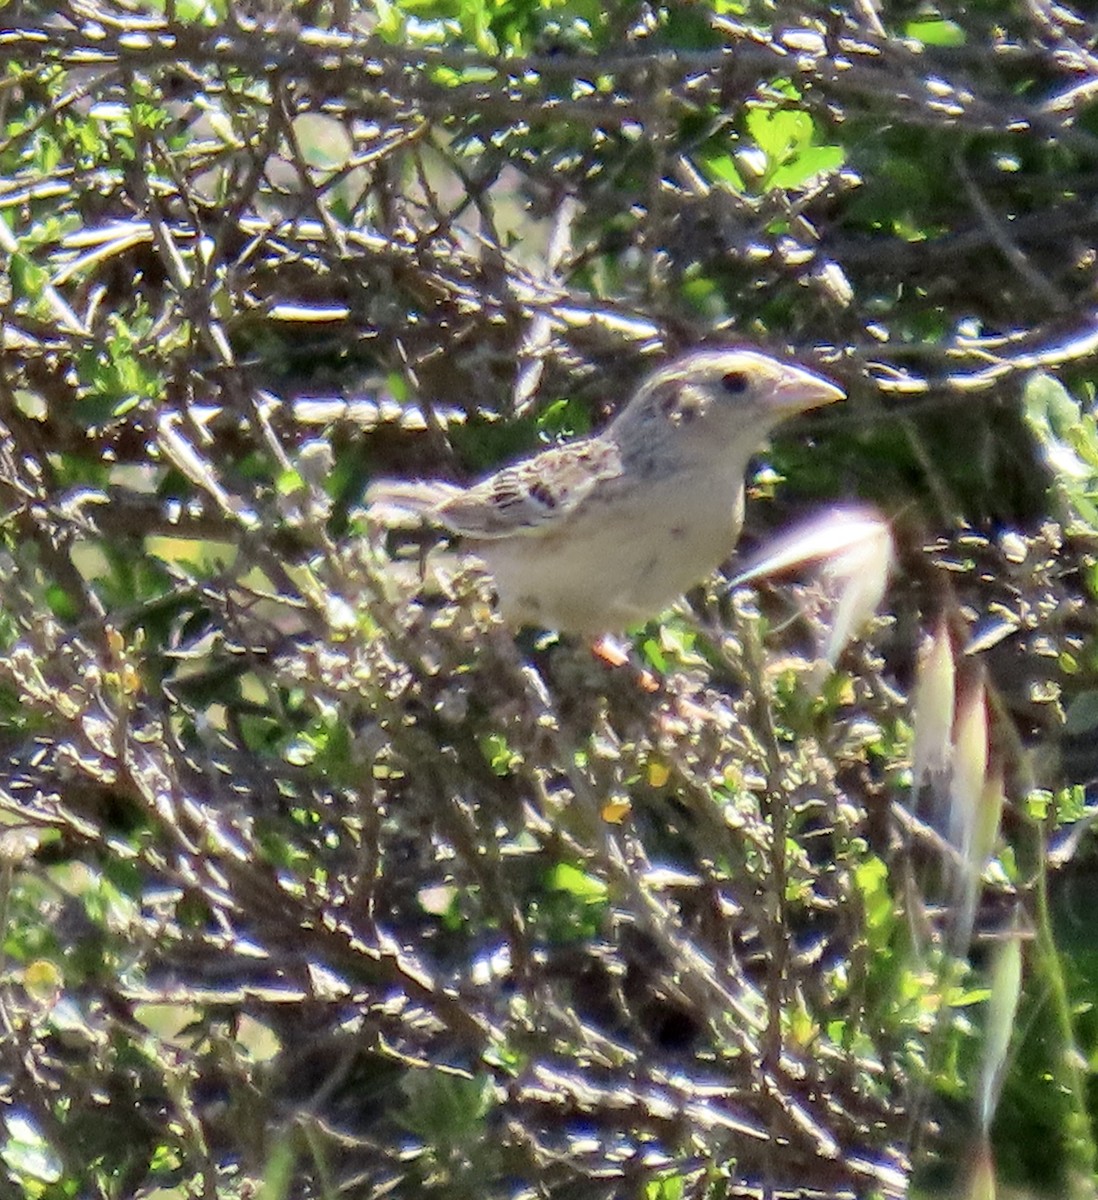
[613,347,844,461]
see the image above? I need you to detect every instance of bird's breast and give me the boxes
[475,464,746,632]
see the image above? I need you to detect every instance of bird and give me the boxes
[366,347,844,634]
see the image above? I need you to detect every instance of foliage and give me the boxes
[1,1,1098,1198]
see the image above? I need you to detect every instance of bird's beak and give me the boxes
[770,364,845,413]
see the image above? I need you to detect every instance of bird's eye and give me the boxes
[721,370,750,395]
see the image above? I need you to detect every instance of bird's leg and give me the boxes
[591,633,629,668]
[591,633,660,694]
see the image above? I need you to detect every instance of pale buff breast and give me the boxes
[471,466,746,633]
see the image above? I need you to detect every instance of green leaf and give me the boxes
[698,149,746,191]
[646,1172,686,1200]
[1024,789,1052,821]
[746,107,812,163]
[854,855,893,942]
[1022,372,1098,531]
[905,18,966,47]
[641,637,667,672]
[744,106,845,190]
[547,861,608,902]
[537,396,590,440]
[769,144,846,189]
[276,467,306,496]
[479,731,522,775]
[8,251,47,302]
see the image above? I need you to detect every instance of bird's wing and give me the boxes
[435,438,624,539]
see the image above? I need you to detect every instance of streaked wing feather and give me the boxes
[435,438,623,538]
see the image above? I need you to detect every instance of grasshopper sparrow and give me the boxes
[367,348,843,633]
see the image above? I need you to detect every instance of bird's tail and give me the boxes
[365,479,463,527]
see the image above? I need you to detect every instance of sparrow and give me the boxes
[366,348,844,633]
